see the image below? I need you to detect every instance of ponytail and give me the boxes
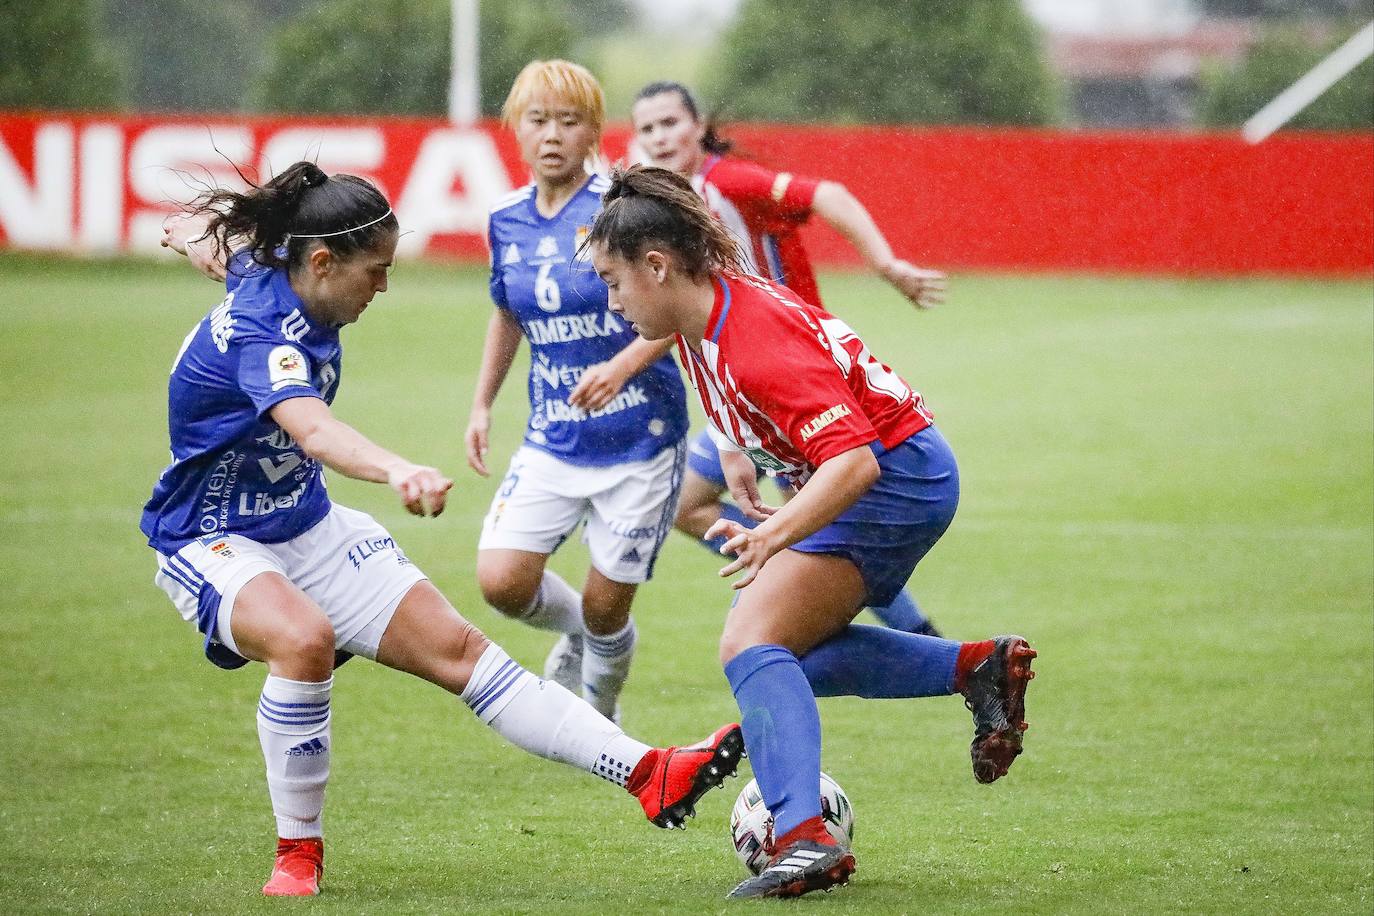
[587,165,746,277]
[187,161,397,272]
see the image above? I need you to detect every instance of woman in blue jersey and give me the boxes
[464,60,689,720]
[149,162,741,898]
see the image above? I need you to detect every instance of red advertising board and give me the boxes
[0,112,1369,275]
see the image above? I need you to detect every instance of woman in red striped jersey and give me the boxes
[585,165,1037,901]
[630,81,945,637]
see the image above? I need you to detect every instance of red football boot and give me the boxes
[262,837,324,897]
[628,723,744,828]
[959,636,1038,783]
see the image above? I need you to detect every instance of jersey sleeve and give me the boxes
[728,310,879,467]
[225,247,265,293]
[236,338,323,417]
[487,218,508,309]
[709,159,820,227]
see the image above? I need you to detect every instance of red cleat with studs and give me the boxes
[628,723,744,828]
[960,636,1038,784]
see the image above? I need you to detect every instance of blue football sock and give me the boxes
[724,644,822,840]
[867,587,932,633]
[702,502,753,554]
[799,624,961,698]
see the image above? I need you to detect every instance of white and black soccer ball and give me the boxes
[729,772,854,875]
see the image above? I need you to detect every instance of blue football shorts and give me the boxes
[790,425,959,607]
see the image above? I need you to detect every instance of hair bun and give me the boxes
[606,168,637,201]
[301,164,328,188]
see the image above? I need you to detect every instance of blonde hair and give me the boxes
[501,59,606,144]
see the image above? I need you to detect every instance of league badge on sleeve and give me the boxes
[268,345,312,391]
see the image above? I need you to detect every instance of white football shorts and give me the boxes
[153,503,427,662]
[478,441,685,584]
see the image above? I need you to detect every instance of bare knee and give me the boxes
[674,500,721,540]
[674,473,726,540]
[476,562,539,618]
[718,629,755,667]
[269,618,336,681]
[433,619,492,693]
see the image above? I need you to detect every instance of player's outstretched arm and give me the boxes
[707,443,880,589]
[160,212,232,282]
[271,396,453,516]
[568,336,675,411]
[810,181,946,309]
[465,309,524,477]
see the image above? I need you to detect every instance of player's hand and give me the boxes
[705,518,781,590]
[464,409,492,477]
[388,464,453,517]
[721,449,776,522]
[883,260,946,310]
[162,213,227,282]
[568,361,629,411]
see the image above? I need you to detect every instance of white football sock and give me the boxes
[517,570,584,634]
[581,618,636,718]
[460,643,649,787]
[257,674,332,840]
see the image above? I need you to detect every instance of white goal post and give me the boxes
[449,0,480,126]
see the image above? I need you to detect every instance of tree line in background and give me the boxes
[2,0,1370,129]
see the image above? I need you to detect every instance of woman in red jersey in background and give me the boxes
[630,80,945,636]
[586,165,1036,901]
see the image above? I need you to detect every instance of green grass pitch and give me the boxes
[0,252,1369,913]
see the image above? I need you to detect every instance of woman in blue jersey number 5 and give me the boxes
[466,60,689,721]
[149,161,741,898]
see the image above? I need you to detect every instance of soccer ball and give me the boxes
[729,772,854,875]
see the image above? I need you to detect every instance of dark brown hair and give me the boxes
[634,81,732,155]
[587,165,747,277]
[188,161,397,273]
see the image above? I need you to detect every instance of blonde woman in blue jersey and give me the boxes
[465,60,690,721]
[151,162,740,898]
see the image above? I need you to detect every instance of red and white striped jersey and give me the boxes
[675,272,933,487]
[693,155,824,307]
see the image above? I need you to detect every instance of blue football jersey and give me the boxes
[487,175,688,466]
[141,252,341,555]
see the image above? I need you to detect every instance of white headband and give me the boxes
[290,209,394,238]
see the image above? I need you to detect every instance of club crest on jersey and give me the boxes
[502,243,522,265]
[800,404,852,441]
[209,541,237,559]
[573,225,592,260]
